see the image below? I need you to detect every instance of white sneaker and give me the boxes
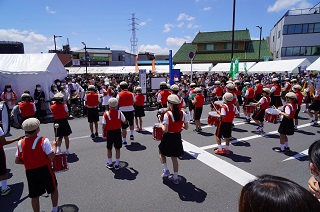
[161,169,170,178]
[56,147,61,154]
[65,149,70,155]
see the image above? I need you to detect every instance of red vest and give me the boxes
[283,103,297,119]
[51,103,68,120]
[160,90,171,105]
[255,84,263,94]
[215,86,223,97]
[221,103,236,123]
[19,102,35,117]
[231,93,237,105]
[178,96,184,110]
[86,92,99,107]
[17,136,51,170]
[260,96,271,109]
[235,87,242,96]
[295,92,303,106]
[247,88,255,99]
[135,94,145,106]
[166,111,184,133]
[103,110,122,131]
[118,90,134,107]
[273,85,281,96]
[285,83,292,91]
[194,94,205,107]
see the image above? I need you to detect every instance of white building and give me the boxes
[269,3,320,63]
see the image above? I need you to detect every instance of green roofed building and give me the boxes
[173,29,272,65]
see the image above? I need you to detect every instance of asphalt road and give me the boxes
[1,104,319,212]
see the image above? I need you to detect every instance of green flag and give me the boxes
[233,58,239,79]
[229,58,234,78]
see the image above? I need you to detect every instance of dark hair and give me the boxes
[23,90,30,94]
[239,174,320,212]
[120,84,128,90]
[172,104,181,122]
[25,129,37,135]
[160,85,167,90]
[309,140,320,171]
[4,84,12,92]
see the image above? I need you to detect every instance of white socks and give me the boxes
[162,163,168,171]
[218,145,222,150]
[280,144,285,151]
[52,206,58,212]
[173,172,178,180]
[108,158,112,165]
[1,180,8,190]
[130,130,134,136]
[285,142,289,148]
[115,159,120,166]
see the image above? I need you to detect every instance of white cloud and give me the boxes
[138,44,170,55]
[187,23,200,29]
[203,7,212,11]
[177,13,195,21]
[45,6,56,14]
[139,19,152,27]
[163,24,175,33]
[166,36,193,47]
[72,32,78,35]
[267,0,312,13]
[177,22,185,28]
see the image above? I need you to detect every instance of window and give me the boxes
[234,43,238,50]
[293,47,300,55]
[276,50,279,58]
[273,36,274,42]
[306,47,312,55]
[223,43,232,50]
[302,24,308,33]
[312,46,320,55]
[286,47,293,56]
[281,48,286,57]
[294,24,302,33]
[278,30,281,38]
[203,44,217,51]
[308,24,314,33]
[300,47,306,55]
[283,25,288,35]
[314,23,320,33]
[288,25,295,34]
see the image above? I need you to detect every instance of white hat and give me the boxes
[22,118,40,132]
[272,78,279,82]
[223,93,233,102]
[293,84,302,90]
[108,98,118,107]
[254,80,260,83]
[120,81,128,86]
[226,83,235,90]
[135,86,142,91]
[244,82,250,86]
[194,87,202,93]
[291,79,297,83]
[263,88,271,94]
[190,83,196,87]
[215,81,221,85]
[170,85,179,91]
[226,80,233,84]
[167,94,180,104]
[54,92,64,99]
[285,92,297,99]
[234,80,240,84]
[21,93,30,98]
[160,81,167,86]
[88,85,95,90]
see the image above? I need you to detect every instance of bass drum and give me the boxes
[0,101,10,135]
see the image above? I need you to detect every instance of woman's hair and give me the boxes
[3,84,11,92]
[50,84,57,92]
[309,140,320,171]
[239,174,320,212]
[171,104,181,122]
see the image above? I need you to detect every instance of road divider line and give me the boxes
[282,149,309,162]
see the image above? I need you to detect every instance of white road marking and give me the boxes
[282,149,309,162]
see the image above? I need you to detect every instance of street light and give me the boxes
[82,42,88,76]
[231,0,236,60]
[256,25,262,61]
[54,35,62,52]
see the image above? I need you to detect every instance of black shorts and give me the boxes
[243,98,254,108]
[106,129,122,150]
[252,108,266,122]
[305,94,312,104]
[87,107,99,123]
[54,118,72,137]
[309,100,320,111]
[26,165,57,198]
[134,105,145,117]
[270,96,283,108]
[121,111,134,129]
[216,122,232,138]
[294,105,301,119]
[278,117,294,135]
[255,94,262,102]
[194,107,203,120]
[0,148,7,176]
[158,132,184,157]
[188,102,194,111]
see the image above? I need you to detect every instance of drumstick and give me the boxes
[54,123,59,141]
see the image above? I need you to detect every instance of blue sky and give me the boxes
[0,0,318,55]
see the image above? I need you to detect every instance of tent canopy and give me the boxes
[0,53,67,100]
[248,58,311,74]
[68,65,170,74]
[174,63,213,73]
[307,57,320,71]
[211,62,256,73]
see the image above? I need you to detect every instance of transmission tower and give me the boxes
[130,13,138,55]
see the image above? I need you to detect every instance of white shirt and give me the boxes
[221,105,239,116]
[0,128,4,136]
[101,111,126,124]
[163,111,189,125]
[15,137,53,157]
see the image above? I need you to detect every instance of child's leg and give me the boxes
[51,188,59,210]
[139,117,143,129]
[31,197,40,212]
[64,136,69,150]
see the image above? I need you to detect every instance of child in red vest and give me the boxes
[192,87,205,132]
[18,93,36,124]
[134,87,145,131]
[84,85,101,139]
[102,98,127,170]
[293,84,303,130]
[252,88,271,132]
[15,118,59,212]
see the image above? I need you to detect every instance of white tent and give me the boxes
[211,62,256,73]
[307,57,320,71]
[67,65,170,74]
[248,58,311,74]
[0,53,67,100]
[174,63,213,73]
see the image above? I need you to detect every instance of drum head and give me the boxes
[265,108,279,115]
[208,112,219,117]
[214,101,224,105]
[0,101,10,135]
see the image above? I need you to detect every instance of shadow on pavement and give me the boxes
[294,130,315,135]
[67,153,79,163]
[179,152,197,160]
[126,142,146,151]
[60,204,80,212]
[6,169,13,179]
[263,134,280,139]
[197,131,215,137]
[163,175,207,202]
[232,140,251,147]
[232,128,248,133]
[137,130,152,135]
[92,137,106,143]
[112,165,139,181]
[0,182,27,212]
[222,152,252,163]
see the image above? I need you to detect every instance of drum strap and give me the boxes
[167,111,175,122]
[17,136,42,152]
[222,104,229,112]
[105,111,121,120]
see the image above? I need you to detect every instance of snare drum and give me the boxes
[153,123,163,141]
[264,108,279,124]
[244,104,256,114]
[0,101,10,135]
[51,153,68,173]
[214,101,224,111]
[207,112,220,126]
[157,108,165,122]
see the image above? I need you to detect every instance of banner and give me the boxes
[152,59,156,73]
[135,55,139,73]
[229,58,234,78]
[170,69,180,86]
[233,58,239,79]
[139,69,147,94]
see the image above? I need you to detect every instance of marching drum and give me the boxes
[265,108,280,124]
[214,101,224,111]
[207,112,220,126]
[153,123,163,141]
[244,104,256,115]
[157,108,165,122]
[52,153,68,173]
[0,101,10,135]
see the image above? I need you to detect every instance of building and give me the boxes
[269,3,320,63]
[173,29,272,65]
[0,41,24,54]
[137,52,169,66]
